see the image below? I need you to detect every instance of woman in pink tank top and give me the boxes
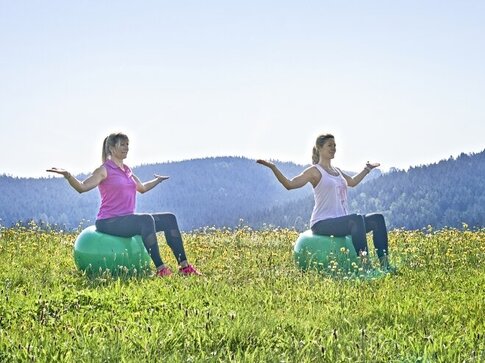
[47,132,200,277]
[257,133,393,271]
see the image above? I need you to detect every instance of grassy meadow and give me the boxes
[0,224,484,362]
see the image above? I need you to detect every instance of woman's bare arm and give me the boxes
[46,166,107,193]
[340,162,380,187]
[133,174,170,194]
[257,160,319,190]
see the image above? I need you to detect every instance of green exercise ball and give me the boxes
[293,230,359,273]
[73,226,152,275]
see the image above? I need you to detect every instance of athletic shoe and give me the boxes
[179,264,202,276]
[156,266,173,277]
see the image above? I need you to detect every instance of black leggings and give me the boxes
[95,213,187,268]
[311,213,389,258]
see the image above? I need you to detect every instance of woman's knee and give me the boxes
[366,213,386,226]
[165,213,177,225]
[154,213,178,227]
[348,214,365,229]
[153,213,181,237]
[138,214,156,233]
[164,214,181,237]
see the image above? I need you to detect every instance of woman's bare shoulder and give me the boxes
[92,164,108,178]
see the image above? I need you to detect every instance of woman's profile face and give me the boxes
[320,138,336,159]
[111,138,129,159]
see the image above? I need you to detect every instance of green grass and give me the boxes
[0,224,484,362]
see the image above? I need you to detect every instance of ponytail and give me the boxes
[101,137,109,163]
[312,146,320,164]
[101,132,129,163]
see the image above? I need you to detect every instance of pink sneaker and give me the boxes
[179,264,202,276]
[156,266,173,277]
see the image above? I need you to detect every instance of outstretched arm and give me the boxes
[134,174,170,194]
[256,160,317,190]
[340,162,380,187]
[46,166,106,193]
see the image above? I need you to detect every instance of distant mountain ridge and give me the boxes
[246,150,485,230]
[1,150,484,230]
[0,157,311,231]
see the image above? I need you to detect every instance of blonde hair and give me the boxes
[102,132,129,162]
[312,133,334,164]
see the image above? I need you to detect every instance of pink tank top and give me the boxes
[310,164,349,227]
[96,159,137,220]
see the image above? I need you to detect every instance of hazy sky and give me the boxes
[1,1,484,177]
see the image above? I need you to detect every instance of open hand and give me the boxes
[46,167,70,177]
[154,174,170,181]
[365,161,380,170]
[256,159,275,168]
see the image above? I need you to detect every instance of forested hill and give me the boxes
[0,157,312,231]
[1,150,483,231]
[246,150,485,230]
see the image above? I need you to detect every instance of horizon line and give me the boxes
[2,148,483,179]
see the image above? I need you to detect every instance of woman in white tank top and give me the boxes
[257,133,393,270]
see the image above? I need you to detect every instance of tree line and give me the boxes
[246,150,485,230]
[1,150,483,231]
[0,157,309,231]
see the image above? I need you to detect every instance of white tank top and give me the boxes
[310,164,349,227]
